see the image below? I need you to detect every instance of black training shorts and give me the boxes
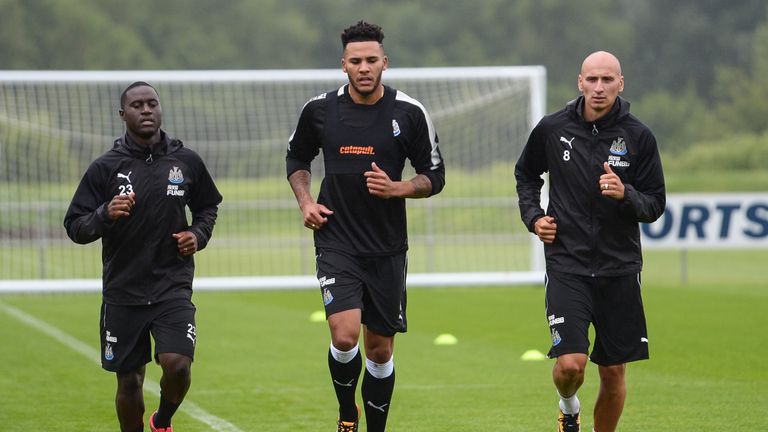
[544,270,649,365]
[99,298,197,372]
[316,248,408,336]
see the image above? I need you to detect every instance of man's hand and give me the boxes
[107,192,135,220]
[364,162,399,199]
[172,231,198,256]
[288,169,334,231]
[534,216,557,244]
[599,162,625,200]
[302,202,334,231]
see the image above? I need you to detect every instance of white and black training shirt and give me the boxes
[286,84,445,256]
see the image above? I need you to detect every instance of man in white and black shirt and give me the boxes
[286,21,445,432]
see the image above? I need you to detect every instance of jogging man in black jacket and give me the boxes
[515,51,665,432]
[64,82,222,432]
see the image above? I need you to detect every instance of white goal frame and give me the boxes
[0,67,546,293]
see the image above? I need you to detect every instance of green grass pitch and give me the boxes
[1,249,766,431]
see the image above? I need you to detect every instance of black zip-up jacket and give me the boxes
[515,96,665,277]
[64,131,222,305]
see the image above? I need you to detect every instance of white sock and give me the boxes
[330,343,359,364]
[558,391,580,415]
[365,356,394,379]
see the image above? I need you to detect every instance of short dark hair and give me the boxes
[120,81,158,109]
[340,21,384,48]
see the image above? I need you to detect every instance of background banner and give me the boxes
[642,193,768,249]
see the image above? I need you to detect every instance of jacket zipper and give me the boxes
[144,151,154,304]
[590,123,599,277]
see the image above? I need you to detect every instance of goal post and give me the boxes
[0,67,546,292]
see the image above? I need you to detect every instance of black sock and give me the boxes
[328,348,362,422]
[361,368,395,432]
[153,395,180,428]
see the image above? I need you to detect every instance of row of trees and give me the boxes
[1,0,767,167]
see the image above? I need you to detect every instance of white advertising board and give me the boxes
[641,193,768,249]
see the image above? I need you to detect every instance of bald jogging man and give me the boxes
[515,51,666,432]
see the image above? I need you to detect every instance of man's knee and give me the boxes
[363,329,394,363]
[331,335,359,351]
[365,344,393,363]
[555,354,587,381]
[116,369,145,394]
[159,354,192,382]
[598,364,626,388]
[329,309,362,351]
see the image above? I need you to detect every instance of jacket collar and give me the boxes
[112,129,182,158]
[567,95,630,128]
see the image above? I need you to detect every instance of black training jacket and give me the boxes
[515,96,666,277]
[64,131,222,305]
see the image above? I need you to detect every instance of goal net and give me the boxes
[0,67,546,292]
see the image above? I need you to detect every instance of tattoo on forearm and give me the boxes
[288,170,313,205]
[410,175,432,198]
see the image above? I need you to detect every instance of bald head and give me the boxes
[578,51,624,122]
[581,51,622,76]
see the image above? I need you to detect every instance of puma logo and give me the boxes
[366,401,389,413]
[117,171,132,183]
[333,379,355,387]
[559,136,575,149]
